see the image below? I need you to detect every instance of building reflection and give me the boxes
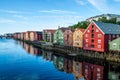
[19,41,42,56]
[18,41,120,80]
[73,60,83,80]
[52,54,120,80]
[42,50,53,61]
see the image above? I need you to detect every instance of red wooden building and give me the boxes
[64,29,74,46]
[83,21,120,52]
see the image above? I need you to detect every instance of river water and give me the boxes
[0,38,119,80]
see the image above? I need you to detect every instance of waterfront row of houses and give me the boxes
[13,21,120,52]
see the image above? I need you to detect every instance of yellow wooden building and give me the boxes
[73,28,85,48]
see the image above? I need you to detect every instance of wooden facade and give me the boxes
[25,31,31,41]
[53,27,67,45]
[83,21,120,52]
[109,37,120,51]
[29,31,42,41]
[64,29,74,46]
[13,33,20,39]
[42,30,55,42]
[73,28,85,48]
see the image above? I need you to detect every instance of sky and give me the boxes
[0,0,120,34]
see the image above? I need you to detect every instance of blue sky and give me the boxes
[0,0,120,34]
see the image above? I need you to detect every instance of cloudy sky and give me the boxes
[0,0,120,34]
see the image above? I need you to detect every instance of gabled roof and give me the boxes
[36,31,42,34]
[43,29,56,34]
[75,28,85,33]
[58,27,68,32]
[94,21,120,34]
[65,28,75,32]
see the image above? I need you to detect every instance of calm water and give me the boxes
[0,38,119,80]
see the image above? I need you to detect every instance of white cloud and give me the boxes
[114,0,120,2]
[13,15,28,20]
[39,10,77,14]
[87,0,109,12]
[0,19,16,23]
[75,0,87,5]
[0,9,31,14]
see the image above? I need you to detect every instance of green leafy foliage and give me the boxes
[98,17,117,24]
[69,21,90,29]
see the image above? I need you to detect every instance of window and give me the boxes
[92,39,94,43]
[112,43,117,48]
[91,45,94,48]
[86,34,88,37]
[76,43,79,45]
[113,35,115,38]
[92,30,94,33]
[98,34,102,38]
[92,34,94,38]
[98,40,101,43]
[98,45,101,48]
[86,39,88,42]
[86,44,88,47]
[87,30,90,33]
[117,35,119,38]
[96,29,99,32]
[92,25,94,28]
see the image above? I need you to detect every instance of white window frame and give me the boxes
[98,39,101,43]
[98,45,101,48]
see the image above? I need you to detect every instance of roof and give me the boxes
[36,32,42,34]
[75,28,85,33]
[94,21,120,34]
[59,27,68,32]
[65,28,75,32]
[43,29,56,34]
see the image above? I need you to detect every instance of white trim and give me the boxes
[83,21,105,35]
[83,21,93,34]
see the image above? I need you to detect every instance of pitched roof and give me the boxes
[43,29,56,34]
[75,28,85,33]
[59,27,68,32]
[94,21,120,34]
[36,32,42,34]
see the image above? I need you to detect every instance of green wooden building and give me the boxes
[53,27,67,45]
[109,37,120,51]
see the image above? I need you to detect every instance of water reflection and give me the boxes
[18,41,120,80]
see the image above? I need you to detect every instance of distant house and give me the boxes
[64,29,74,46]
[53,27,67,45]
[25,31,31,41]
[42,29,56,42]
[20,32,25,40]
[29,31,42,41]
[109,37,120,51]
[73,28,85,48]
[13,33,20,39]
[83,21,120,52]
[86,14,120,22]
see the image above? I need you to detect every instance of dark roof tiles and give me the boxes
[94,21,120,34]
